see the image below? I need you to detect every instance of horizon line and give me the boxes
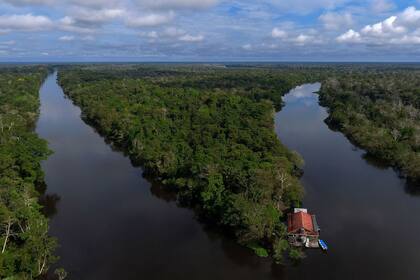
[1,61,420,64]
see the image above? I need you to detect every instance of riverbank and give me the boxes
[274,83,420,279]
[319,71,420,184]
[34,68,420,279]
[57,66,308,261]
[37,70,297,279]
[0,66,57,278]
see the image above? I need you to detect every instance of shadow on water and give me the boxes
[39,193,61,218]
[148,177,178,203]
[37,71,282,280]
[36,72,420,280]
[361,153,390,170]
[36,181,61,218]
[274,83,420,280]
[323,103,419,196]
[405,180,420,196]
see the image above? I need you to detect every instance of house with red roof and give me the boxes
[287,208,320,248]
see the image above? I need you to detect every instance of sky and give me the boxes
[0,0,419,61]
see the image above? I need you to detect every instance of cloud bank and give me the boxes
[0,0,419,60]
[337,6,420,45]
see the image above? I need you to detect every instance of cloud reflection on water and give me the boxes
[282,83,321,106]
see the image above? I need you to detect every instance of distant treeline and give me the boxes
[319,69,420,183]
[58,65,320,262]
[0,67,57,278]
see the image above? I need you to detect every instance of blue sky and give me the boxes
[0,0,419,61]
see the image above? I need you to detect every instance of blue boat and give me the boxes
[318,239,328,251]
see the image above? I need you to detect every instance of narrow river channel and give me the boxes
[274,83,420,279]
[36,72,420,279]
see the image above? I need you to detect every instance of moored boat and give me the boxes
[318,239,328,251]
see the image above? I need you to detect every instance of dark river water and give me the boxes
[36,73,420,280]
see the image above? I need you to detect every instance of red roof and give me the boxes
[287,211,316,234]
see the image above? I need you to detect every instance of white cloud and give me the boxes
[59,35,75,41]
[394,34,420,44]
[336,29,361,42]
[16,3,125,35]
[0,0,54,6]
[361,16,405,37]
[135,0,218,10]
[337,6,420,45]
[271,27,287,38]
[67,0,119,8]
[125,12,174,27]
[1,1,420,59]
[293,34,314,45]
[397,6,420,27]
[58,16,96,33]
[319,11,353,30]
[179,34,204,42]
[0,14,53,33]
[70,8,124,25]
[139,27,194,42]
[271,25,321,46]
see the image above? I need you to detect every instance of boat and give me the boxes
[318,239,328,250]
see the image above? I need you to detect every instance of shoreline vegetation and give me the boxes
[1,63,418,277]
[57,63,419,263]
[0,66,57,279]
[319,69,420,184]
[58,64,320,262]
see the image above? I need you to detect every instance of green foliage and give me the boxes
[58,64,313,260]
[289,247,305,262]
[0,66,56,279]
[247,242,269,257]
[319,69,420,182]
[54,268,68,280]
[273,239,289,264]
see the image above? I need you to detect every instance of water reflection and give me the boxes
[37,71,280,280]
[282,83,320,107]
[148,177,177,203]
[36,181,61,218]
[39,194,61,218]
[35,72,420,280]
[405,180,420,196]
[275,83,420,280]
[361,153,390,170]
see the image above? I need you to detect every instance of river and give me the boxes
[36,72,420,279]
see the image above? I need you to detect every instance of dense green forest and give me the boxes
[57,63,419,263]
[58,65,319,262]
[0,62,417,276]
[0,67,57,278]
[319,69,420,183]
